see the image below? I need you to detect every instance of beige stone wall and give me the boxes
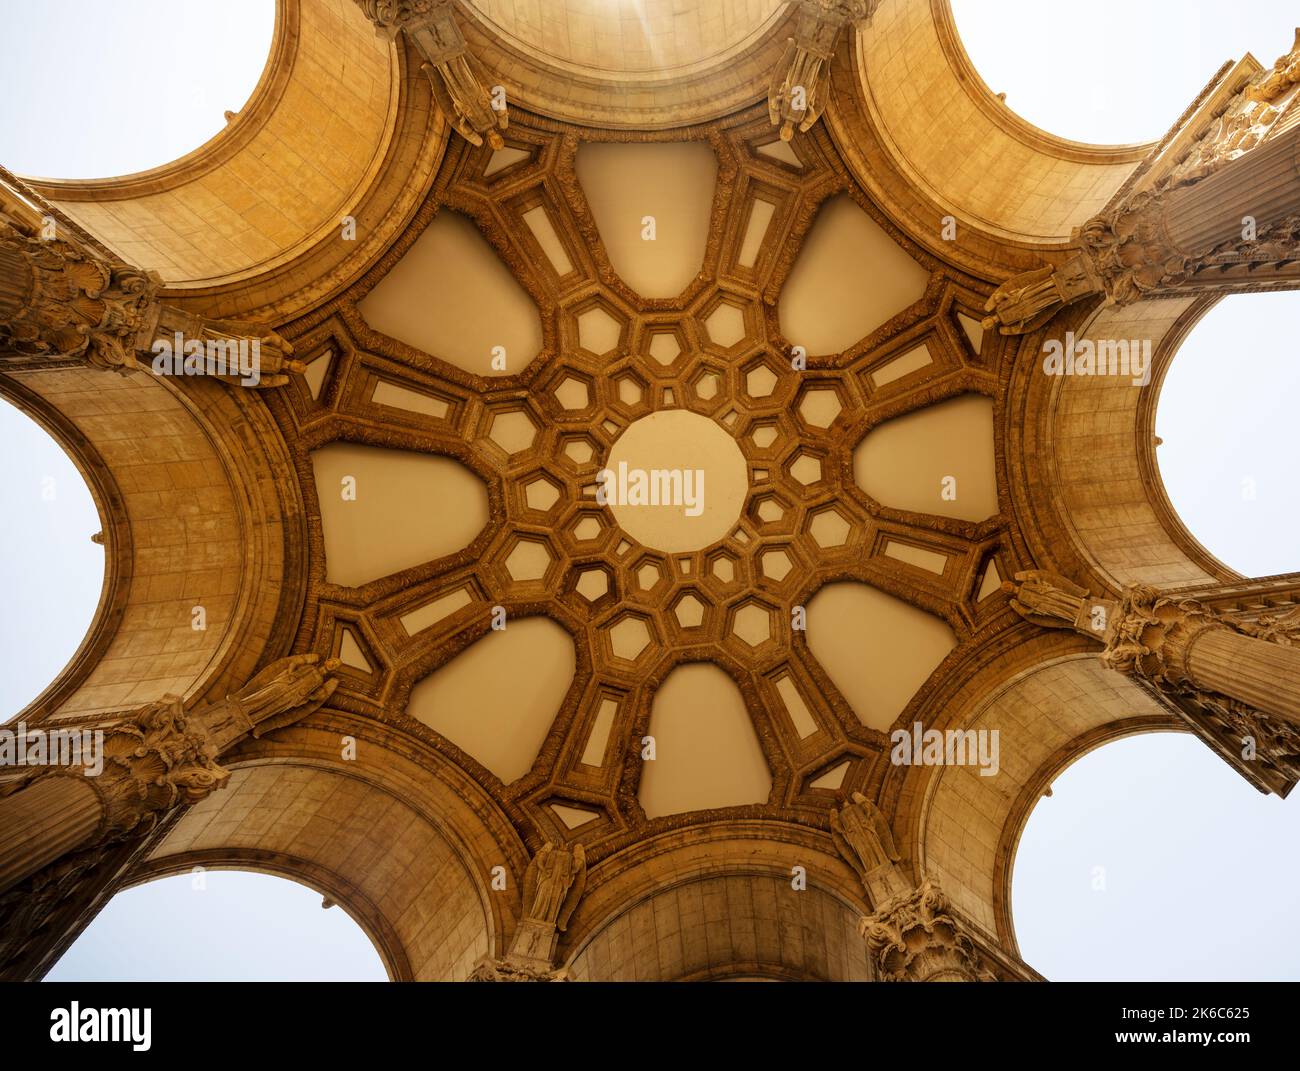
[459,1,794,128]
[466,0,784,74]
[1,362,305,724]
[7,369,242,716]
[1045,298,1227,590]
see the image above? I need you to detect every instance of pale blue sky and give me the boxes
[2,1,1297,981]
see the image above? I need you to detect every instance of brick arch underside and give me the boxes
[567,872,872,981]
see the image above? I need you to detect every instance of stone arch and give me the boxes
[22,0,448,320]
[137,734,511,980]
[127,849,410,981]
[194,713,531,962]
[0,367,306,723]
[458,1,795,130]
[562,822,873,981]
[1007,294,1235,596]
[830,0,1146,279]
[903,651,1181,963]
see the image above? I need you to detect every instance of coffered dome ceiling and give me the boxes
[23,0,1297,985]
[275,104,1003,844]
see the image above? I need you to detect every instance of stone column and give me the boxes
[984,31,1300,334]
[1184,629,1300,724]
[0,695,228,901]
[0,776,103,896]
[826,793,1028,980]
[0,241,33,322]
[0,655,339,898]
[1098,583,1300,729]
[1005,570,1300,791]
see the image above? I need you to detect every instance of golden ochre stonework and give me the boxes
[0,0,1298,984]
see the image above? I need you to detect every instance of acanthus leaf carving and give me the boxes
[0,216,160,373]
[0,210,301,389]
[859,877,997,982]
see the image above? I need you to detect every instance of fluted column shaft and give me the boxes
[1187,627,1300,727]
[0,776,103,894]
[1164,122,1300,252]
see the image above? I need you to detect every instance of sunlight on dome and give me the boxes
[0,398,103,715]
[465,0,784,73]
[950,0,1300,144]
[0,0,274,178]
[1013,733,1300,981]
[1155,292,1300,578]
[47,871,388,981]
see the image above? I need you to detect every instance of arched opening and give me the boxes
[47,870,387,981]
[950,0,1299,145]
[0,398,104,716]
[1012,732,1300,981]
[1155,291,1300,578]
[1,0,275,179]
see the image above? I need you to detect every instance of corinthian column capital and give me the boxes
[859,878,999,982]
[86,696,230,840]
[1004,571,1300,789]
[0,656,341,901]
[1097,584,1225,688]
[0,193,303,388]
[983,31,1300,335]
[0,216,161,373]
